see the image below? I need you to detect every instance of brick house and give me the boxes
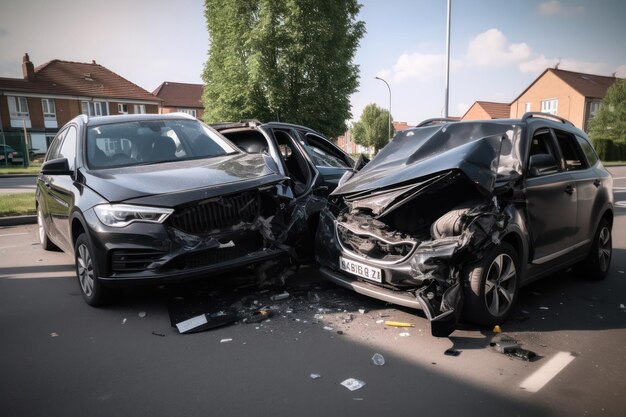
[0,53,160,154]
[509,68,621,131]
[153,82,204,119]
[461,101,510,121]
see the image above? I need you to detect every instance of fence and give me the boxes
[0,131,32,167]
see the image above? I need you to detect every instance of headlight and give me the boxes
[94,204,174,228]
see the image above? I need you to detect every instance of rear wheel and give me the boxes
[463,242,520,327]
[75,233,113,306]
[581,219,612,280]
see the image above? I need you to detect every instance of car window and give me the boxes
[303,133,352,168]
[575,135,599,167]
[86,119,238,169]
[45,129,67,162]
[58,126,77,171]
[527,128,559,177]
[554,129,586,171]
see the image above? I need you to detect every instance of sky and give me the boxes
[1,0,625,127]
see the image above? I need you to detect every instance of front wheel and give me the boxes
[463,242,520,327]
[581,219,612,280]
[74,233,113,306]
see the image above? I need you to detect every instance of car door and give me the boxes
[298,131,355,190]
[524,127,577,263]
[47,125,78,251]
[38,129,67,245]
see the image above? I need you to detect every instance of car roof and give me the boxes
[75,112,198,127]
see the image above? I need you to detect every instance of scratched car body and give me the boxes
[316,113,613,336]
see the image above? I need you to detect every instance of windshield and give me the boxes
[86,119,238,169]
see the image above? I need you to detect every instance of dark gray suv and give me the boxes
[316,113,613,336]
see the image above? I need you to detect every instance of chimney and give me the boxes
[22,53,35,80]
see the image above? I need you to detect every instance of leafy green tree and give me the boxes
[202,0,365,137]
[352,103,394,152]
[588,78,626,142]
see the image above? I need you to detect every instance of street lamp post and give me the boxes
[375,76,392,140]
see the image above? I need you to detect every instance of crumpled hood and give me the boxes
[334,121,520,196]
[83,152,286,204]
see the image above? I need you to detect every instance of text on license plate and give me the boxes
[339,257,382,283]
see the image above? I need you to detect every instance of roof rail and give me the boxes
[521,112,574,126]
[210,119,261,130]
[416,118,458,127]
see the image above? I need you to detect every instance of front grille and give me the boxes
[111,249,166,273]
[176,232,263,269]
[337,223,416,263]
[168,192,260,235]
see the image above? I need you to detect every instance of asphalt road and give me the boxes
[0,175,36,194]
[0,169,625,417]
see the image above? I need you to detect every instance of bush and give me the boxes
[591,137,626,161]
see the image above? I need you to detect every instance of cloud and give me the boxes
[538,0,584,16]
[466,28,531,66]
[0,27,8,37]
[519,55,610,75]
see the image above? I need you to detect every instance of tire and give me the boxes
[581,219,612,280]
[37,205,58,251]
[74,233,113,306]
[463,242,520,327]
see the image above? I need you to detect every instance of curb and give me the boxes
[0,215,37,226]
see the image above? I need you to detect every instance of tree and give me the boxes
[588,78,626,160]
[351,103,394,152]
[202,0,365,138]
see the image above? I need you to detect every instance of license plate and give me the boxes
[340,257,382,283]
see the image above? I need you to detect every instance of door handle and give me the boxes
[593,179,601,188]
[564,185,574,195]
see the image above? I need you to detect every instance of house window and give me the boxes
[541,99,558,115]
[8,96,29,118]
[177,108,197,117]
[118,104,128,114]
[524,102,531,113]
[81,101,109,116]
[589,101,602,118]
[42,99,56,119]
[133,104,146,114]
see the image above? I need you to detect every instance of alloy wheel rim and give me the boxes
[484,253,517,316]
[598,227,611,272]
[77,243,94,297]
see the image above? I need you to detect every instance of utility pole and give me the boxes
[444,0,451,118]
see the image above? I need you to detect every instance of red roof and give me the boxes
[0,58,158,102]
[511,68,621,103]
[477,101,510,118]
[153,82,203,108]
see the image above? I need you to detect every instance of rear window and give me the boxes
[86,119,238,169]
[576,135,599,166]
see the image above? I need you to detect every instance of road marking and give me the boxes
[611,176,626,180]
[616,201,626,208]
[613,187,626,190]
[520,351,576,393]
[0,233,28,238]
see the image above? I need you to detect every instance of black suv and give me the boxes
[36,114,336,305]
[316,113,614,336]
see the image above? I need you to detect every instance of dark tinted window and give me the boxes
[554,129,586,170]
[576,135,599,166]
[45,129,67,161]
[86,119,237,169]
[58,126,77,171]
[528,128,559,177]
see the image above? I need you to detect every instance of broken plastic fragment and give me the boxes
[50,332,59,337]
[122,318,127,325]
[242,309,271,324]
[384,321,414,327]
[620,304,625,309]
[323,326,334,331]
[493,325,501,333]
[539,306,549,310]
[341,378,366,391]
[271,292,290,301]
[358,309,366,314]
[176,314,208,333]
[220,338,233,343]
[444,348,461,357]
[151,331,166,337]
[138,311,147,318]
[310,373,321,379]
[399,332,410,337]
[376,319,384,324]
[372,353,385,365]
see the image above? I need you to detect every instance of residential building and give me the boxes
[337,129,373,156]
[461,101,510,121]
[153,81,204,119]
[0,53,160,154]
[393,121,414,131]
[509,68,621,131]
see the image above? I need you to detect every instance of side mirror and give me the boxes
[41,158,72,175]
[528,154,558,177]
